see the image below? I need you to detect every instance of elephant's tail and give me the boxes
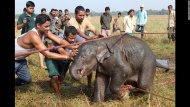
[156,59,170,72]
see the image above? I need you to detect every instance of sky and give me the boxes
[15,0,175,14]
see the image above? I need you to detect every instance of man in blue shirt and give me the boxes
[135,5,147,39]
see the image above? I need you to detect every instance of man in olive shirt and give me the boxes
[17,1,36,34]
[100,7,112,37]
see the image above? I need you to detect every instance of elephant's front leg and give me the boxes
[109,71,130,100]
[93,71,110,102]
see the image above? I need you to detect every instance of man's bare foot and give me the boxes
[55,92,62,97]
[49,82,52,88]
[40,66,47,69]
[87,84,94,89]
[120,31,125,35]
[59,83,64,87]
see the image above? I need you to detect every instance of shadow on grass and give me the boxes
[32,79,94,100]
[33,79,117,102]
[15,84,31,93]
[28,60,40,68]
[28,62,48,70]
[15,80,147,104]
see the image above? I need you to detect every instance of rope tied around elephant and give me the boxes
[15,32,175,58]
[121,80,175,102]
[120,34,127,60]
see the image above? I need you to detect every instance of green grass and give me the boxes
[15,15,175,107]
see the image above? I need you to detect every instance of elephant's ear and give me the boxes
[96,42,111,63]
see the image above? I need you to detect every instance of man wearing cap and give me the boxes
[135,5,147,39]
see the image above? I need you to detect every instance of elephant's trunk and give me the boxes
[69,64,83,81]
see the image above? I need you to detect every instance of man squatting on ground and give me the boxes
[15,14,79,86]
[45,26,85,96]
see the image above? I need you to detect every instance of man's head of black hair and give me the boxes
[75,6,85,14]
[35,14,51,26]
[105,7,110,11]
[26,1,35,8]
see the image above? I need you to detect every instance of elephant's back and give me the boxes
[94,34,156,69]
[119,34,156,68]
[121,34,154,54]
[100,34,150,51]
[98,34,144,45]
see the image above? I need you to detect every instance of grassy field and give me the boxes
[15,15,175,107]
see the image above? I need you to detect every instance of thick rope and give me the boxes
[15,32,175,57]
[122,80,175,102]
[120,35,127,60]
[153,81,175,86]
[133,32,175,34]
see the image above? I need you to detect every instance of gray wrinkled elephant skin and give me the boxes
[69,34,168,102]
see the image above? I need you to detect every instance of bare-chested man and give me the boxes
[15,14,78,86]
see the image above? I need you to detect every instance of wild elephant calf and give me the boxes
[69,34,169,102]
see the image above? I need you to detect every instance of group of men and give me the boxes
[15,1,104,96]
[15,1,175,96]
[112,4,175,42]
[101,5,147,39]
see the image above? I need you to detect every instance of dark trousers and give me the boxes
[168,27,175,41]
[135,25,145,36]
[85,30,90,36]
[15,59,32,86]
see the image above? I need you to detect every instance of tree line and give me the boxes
[15,9,171,18]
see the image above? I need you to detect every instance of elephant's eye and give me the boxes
[81,54,86,60]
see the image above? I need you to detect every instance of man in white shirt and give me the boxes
[167,5,175,43]
[123,9,136,36]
